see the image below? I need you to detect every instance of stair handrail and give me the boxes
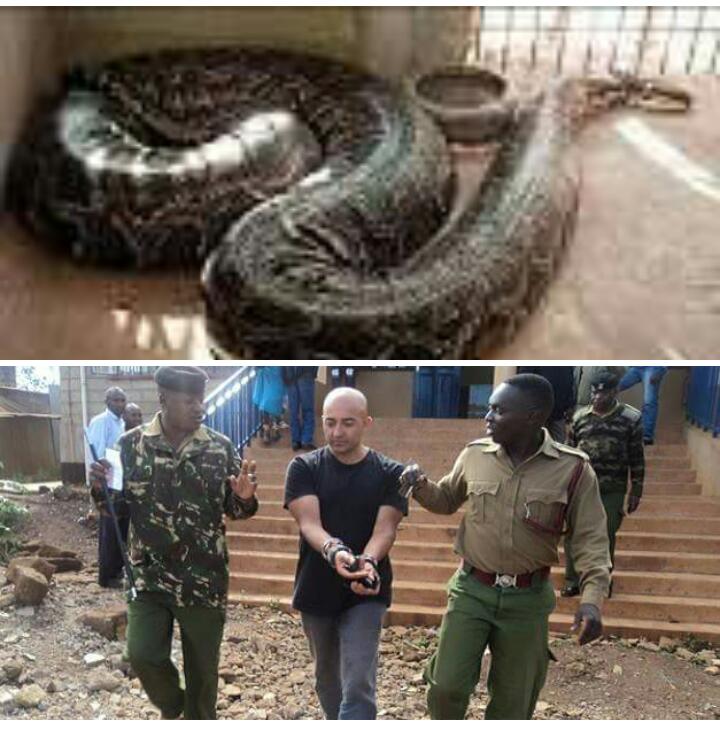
[204,366,261,453]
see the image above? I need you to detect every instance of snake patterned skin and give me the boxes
[8,47,452,270]
[9,48,601,357]
[204,79,583,358]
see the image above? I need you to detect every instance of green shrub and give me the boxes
[0,497,29,564]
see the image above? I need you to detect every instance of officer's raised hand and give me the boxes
[229,459,257,501]
[571,603,603,645]
[399,463,427,498]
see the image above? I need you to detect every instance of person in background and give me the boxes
[282,367,318,451]
[563,369,644,599]
[617,366,668,445]
[517,366,577,443]
[87,386,127,588]
[252,366,285,446]
[123,402,144,431]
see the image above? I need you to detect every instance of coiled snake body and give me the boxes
[8,48,688,357]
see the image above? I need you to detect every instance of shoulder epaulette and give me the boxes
[620,404,642,423]
[554,442,590,461]
[467,437,494,448]
[572,405,593,422]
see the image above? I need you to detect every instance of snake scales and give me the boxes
[8,47,651,357]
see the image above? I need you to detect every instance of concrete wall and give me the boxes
[0,8,60,199]
[54,7,359,68]
[686,426,720,497]
[314,369,415,419]
[57,7,473,77]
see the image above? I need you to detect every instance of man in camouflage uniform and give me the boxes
[90,366,258,720]
[562,369,644,598]
[399,374,611,720]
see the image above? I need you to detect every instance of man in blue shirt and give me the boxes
[617,366,668,445]
[86,386,128,587]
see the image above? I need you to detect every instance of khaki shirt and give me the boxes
[413,429,611,608]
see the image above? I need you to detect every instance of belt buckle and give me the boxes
[494,573,517,589]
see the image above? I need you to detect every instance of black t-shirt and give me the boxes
[283,446,407,616]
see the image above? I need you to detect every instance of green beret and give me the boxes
[155,366,209,395]
[590,369,620,391]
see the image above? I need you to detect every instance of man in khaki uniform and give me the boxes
[400,373,610,720]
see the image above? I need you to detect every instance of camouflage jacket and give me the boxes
[569,402,645,497]
[110,413,257,609]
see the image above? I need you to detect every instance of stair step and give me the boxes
[255,481,704,499]
[232,547,720,579]
[229,514,720,545]
[229,564,720,600]
[621,515,720,535]
[615,532,720,553]
[228,530,720,558]
[556,592,720,624]
[641,483,702,496]
[253,499,720,523]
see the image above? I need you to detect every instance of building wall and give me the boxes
[314,369,415,420]
[56,7,473,77]
[0,416,59,480]
[686,426,720,497]
[54,7,359,68]
[0,8,59,200]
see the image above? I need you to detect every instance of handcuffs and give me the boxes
[322,537,380,590]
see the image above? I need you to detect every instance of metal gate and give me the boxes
[468,7,720,77]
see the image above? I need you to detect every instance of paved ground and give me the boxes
[1,76,718,358]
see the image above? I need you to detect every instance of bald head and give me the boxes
[322,388,371,463]
[322,387,368,418]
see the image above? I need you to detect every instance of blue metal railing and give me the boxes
[686,366,720,437]
[204,366,262,453]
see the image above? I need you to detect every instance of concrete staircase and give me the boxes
[227,418,720,644]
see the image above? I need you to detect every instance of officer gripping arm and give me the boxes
[398,448,469,515]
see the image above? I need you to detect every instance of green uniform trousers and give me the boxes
[126,591,226,720]
[424,568,556,720]
[565,491,624,588]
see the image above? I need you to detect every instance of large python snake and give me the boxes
[7,48,690,357]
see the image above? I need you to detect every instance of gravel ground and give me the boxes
[1,496,719,720]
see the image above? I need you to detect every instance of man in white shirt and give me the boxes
[86,386,128,588]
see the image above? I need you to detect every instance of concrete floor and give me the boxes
[1,76,718,359]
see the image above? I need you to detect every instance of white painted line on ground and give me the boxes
[614,117,720,203]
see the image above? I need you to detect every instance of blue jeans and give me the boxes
[301,601,386,720]
[287,375,315,445]
[618,366,666,441]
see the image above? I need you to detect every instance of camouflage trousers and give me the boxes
[564,491,625,588]
[126,591,226,719]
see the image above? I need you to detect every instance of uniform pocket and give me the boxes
[467,480,501,522]
[523,488,568,535]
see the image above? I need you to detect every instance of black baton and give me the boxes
[84,430,137,600]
